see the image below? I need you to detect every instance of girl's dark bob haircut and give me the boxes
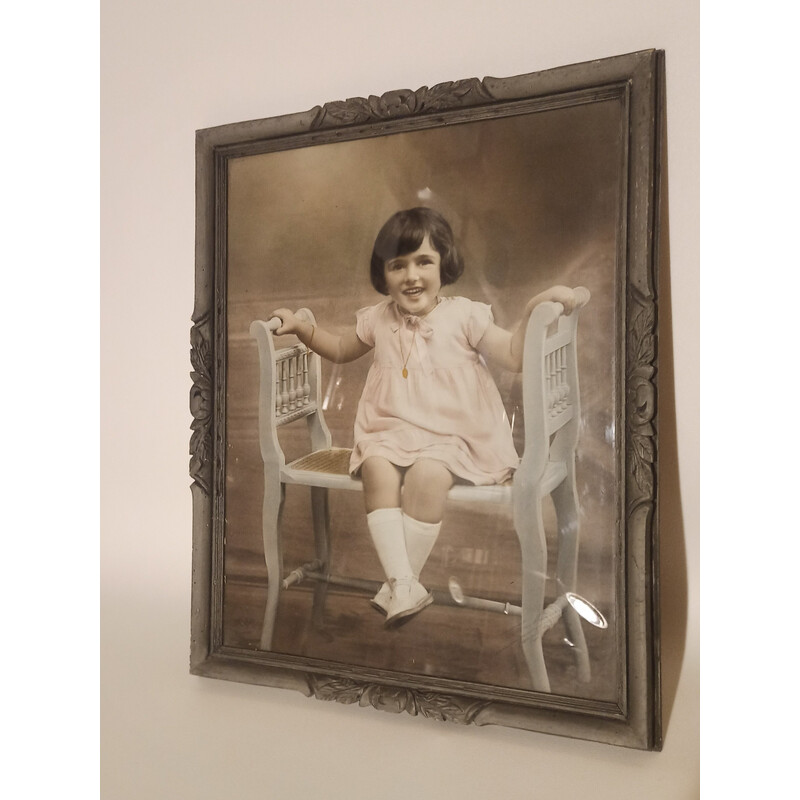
[370,207,465,295]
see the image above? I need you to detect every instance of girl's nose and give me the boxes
[405,264,420,281]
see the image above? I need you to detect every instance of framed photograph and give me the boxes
[190,49,663,749]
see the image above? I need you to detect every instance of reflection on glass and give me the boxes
[449,578,607,630]
[566,592,608,629]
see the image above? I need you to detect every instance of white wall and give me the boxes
[100,1,700,797]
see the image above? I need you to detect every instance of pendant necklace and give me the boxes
[399,328,416,379]
[397,296,437,378]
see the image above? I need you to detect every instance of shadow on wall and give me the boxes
[655,109,688,743]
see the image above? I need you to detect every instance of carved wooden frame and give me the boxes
[190,49,664,749]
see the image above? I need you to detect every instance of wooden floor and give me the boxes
[223,579,617,699]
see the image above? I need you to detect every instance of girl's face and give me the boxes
[383,235,442,316]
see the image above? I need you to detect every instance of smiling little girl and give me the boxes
[270,207,576,626]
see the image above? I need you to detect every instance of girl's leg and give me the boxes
[361,456,407,578]
[361,457,432,624]
[401,459,454,582]
[361,456,402,512]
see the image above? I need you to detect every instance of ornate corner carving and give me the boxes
[310,78,496,130]
[190,312,213,496]
[626,290,657,511]
[308,674,490,724]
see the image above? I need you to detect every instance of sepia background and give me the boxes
[223,99,624,700]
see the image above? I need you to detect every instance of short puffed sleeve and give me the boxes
[465,300,495,348]
[355,303,378,348]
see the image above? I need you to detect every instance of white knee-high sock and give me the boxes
[367,507,414,582]
[403,514,441,578]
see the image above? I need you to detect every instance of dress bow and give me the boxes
[400,313,434,339]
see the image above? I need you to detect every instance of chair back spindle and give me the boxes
[250,308,332,470]
[519,287,589,478]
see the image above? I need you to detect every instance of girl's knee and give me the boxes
[362,457,402,512]
[403,460,453,521]
[406,459,453,488]
[362,456,398,483]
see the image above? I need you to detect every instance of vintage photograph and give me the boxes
[191,50,662,748]
[223,96,621,694]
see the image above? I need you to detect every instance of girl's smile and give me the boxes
[384,235,442,316]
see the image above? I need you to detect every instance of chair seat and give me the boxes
[284,447,567,503]
[283,448,362,491]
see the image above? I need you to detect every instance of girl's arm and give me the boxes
[477,285,577,373]
[270,307,372,364]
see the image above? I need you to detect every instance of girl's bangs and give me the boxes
[375,220,427,261]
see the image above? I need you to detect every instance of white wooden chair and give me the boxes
[249,287,591,692]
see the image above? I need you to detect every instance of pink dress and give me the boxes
[349,296,520,485]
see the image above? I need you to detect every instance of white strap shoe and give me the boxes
[371,516,441,615]
[384,577,433,626]
[370,582,392,615]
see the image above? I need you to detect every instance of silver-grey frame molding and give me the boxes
[190,48,664,750]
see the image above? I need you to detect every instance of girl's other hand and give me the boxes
[538,285,577,314]
[523,285,577,317]
[269,307,301,335]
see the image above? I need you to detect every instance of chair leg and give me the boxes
[309,486,331,631]
[260,474,285,651]
[513,487,551,692]
[552,473,591,683]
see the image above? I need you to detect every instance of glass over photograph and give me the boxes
[220,94,625,703]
